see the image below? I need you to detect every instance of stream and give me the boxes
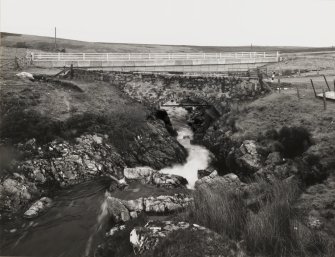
[0,104,211,257]
[160,105,211,188]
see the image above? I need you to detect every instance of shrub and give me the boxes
[278,126,312,158]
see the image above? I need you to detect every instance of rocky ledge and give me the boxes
[123,167,188,188]
[106,193,193,223]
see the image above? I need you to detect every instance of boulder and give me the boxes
[151,172,187,188]
[106,225,126,237]
[237,140,262,172]
[24,197,52,219]
[195,171,241,190]
[16,72,34,81]
[197,169,212,179]
[0,177,39,214]
[121,198,144,212]
[265,152,283,165]
[106,196,130,223]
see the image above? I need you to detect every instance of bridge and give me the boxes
[31,52,280,73]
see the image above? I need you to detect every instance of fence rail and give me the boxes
[32,52,280,62]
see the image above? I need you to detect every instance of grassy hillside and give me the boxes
[1,32,333,53]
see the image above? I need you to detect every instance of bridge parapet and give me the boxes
[31,52,280,72]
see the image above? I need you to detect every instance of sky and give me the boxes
[0,0,334,47]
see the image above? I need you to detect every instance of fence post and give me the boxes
[322,75,330,91]
[310,79,317,98]
[58,53,60,61]
[334,79,335,92]
[323,89,327,110]
[296,87,300,99]
[83,53,85,61]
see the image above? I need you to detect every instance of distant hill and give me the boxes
[1,32,334,53]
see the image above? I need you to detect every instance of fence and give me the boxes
[31,52,280,62]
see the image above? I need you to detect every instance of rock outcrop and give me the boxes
[105,194,193,222]
[0,174,40,215]
[123,120,187,169]
[130,220,248,256]
[106,196,131,223]
[18,134,126,187]
[1,124,187,216]
[123,167,188,188]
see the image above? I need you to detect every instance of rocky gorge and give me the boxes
[1,70,334,257]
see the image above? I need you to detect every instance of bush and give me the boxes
[278,126,312,158]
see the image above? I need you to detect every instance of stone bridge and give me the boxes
[71,70,268,117]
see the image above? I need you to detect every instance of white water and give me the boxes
[160,104,211,188]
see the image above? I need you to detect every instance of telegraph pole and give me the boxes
[54,27,57,51]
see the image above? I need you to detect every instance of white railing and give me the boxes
[32,52,280,62]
